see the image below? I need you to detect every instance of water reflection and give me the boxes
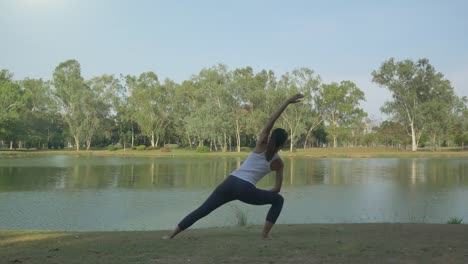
[0,156,467,191]
[1,156,468,230]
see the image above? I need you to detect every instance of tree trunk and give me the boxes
[74,135,80,151]
[289,129,295,152]
[333,135,337,148]
[304,127,314,149]
[151,132,155,147]
[235,119,241,153]
[86,140,91,150]
[187,133,192,148]
[10,141,13,150]
[131,127,134,148]
[223,132,227,152]
[410,122,417,151]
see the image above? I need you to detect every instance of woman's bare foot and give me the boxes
[162,226,182,240]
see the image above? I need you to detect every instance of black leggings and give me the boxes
[178,175,284,230]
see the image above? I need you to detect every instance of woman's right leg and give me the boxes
[165,177,235,238]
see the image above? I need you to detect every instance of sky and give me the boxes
[1,0,467,120]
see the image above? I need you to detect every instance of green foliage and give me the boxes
[146,146,160,150]
[318,81,366,148]
[240,147,252,152]
[447,217,463,224]
[196,146,210,153]
[8,59,465,151]
[230,205,248,227]
[372,58,457,151]
[107,145,117,151]
[135,145,146,151]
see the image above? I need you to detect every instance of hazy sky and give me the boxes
[1,0,467,120]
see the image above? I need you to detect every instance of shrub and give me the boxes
[230,205,248,227]
[107,145,117,151]
[164,144,179,149]
[114,143,123,150]
[447,217,463,224]
[161,147,171,152]
[196,146,210,153]
[146,146,160,150]
[240,147,252,152]
[135,145,146,151]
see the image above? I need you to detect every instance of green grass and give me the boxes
[230,205,248,226]
[1,224,468,264]
[1,146,468,158]
[447,217,464,224]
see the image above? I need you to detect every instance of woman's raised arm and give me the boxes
[254,93,304,150]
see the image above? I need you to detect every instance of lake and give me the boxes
[0,155,467,231]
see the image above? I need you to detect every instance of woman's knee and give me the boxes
[274,193,284,206]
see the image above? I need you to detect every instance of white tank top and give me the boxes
[230,152,281,185]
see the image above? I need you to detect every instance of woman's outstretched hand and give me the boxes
[286,93,305,104]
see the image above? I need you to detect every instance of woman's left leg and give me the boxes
[234,181,284,237]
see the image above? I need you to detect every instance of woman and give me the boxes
[164,93,304,239]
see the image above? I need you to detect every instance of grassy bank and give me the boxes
[1,224,467,264]
[1,147,468,158]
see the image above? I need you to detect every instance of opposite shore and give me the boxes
[1,147,467,159]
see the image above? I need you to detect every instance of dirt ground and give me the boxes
[1,224,468,264]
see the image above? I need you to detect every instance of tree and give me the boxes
[277,68,322,151]
[83,75,120,150]
[372,58,455,151]
[318,81,366,148]
[228,67,274,152]
[19,78,60,149]
[375,121,409,148]
[453,96,468,149]
[52,60,90,151]
[0,70,29,149]
[127,72,171,147]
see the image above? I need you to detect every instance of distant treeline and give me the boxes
[0,58,466,152]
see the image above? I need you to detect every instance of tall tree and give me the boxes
[318,81,366,148]
[20,78,58,149]
[127,72,171,147]
[0,70,27,149]
[372,58,455,151]
[277,68,322,151]
[453,96,468,149]
[83,75,120,150]
[52,60,88,150]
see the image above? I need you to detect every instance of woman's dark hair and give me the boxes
[265,128,288,161]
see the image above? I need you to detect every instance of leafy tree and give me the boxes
[0,70,30,149]
[277,68,322,151]
[52,60,89,150]
[318,81,366,147]
[192,65,232,151]
[453,96,468,149]
[127,72,171,147]
[372,58,455,151]
[83,75,120,149]
[19,78,59,149]
[375,121,409,148]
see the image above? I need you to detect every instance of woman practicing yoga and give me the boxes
[164,93,304,239]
